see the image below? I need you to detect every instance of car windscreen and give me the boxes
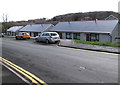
[26,33,29,35]
[50,33,57,36]
[19,33,24,35]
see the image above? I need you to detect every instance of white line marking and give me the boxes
[0,62,31,85]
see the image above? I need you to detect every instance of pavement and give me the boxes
[59,39,120,54]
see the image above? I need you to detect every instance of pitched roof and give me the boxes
[7,26,23,32]
[105,15,118,20]
[51,20,118,34]
[19,24,53,32]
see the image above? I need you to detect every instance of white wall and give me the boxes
[62,32,66,39]
[99,34,111,42]
[61,32,111,43]
[71,33,73,39]
[80,33,86,41]
[111,24,120,43]
[31,33,34,37]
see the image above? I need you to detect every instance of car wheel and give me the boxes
[20,36,23,40]
[35,39,39,42]
[16,37,18,40]
[56,41,60,44]
[16,38,18,40]
[46,39,49,44]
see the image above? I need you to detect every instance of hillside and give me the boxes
[50,11,119,21]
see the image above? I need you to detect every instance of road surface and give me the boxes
[2,38,118,84]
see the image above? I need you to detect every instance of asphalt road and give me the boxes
[2,38,118,84]
[2,64,27,84]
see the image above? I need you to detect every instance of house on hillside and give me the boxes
[105,15,118,20]
[7,26,23,36]
[51,20,119,43]
[19,24,54,37]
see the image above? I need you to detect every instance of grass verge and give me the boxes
[75,40,120,47]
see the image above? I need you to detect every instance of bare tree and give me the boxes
[2,13,8,33]
[2,13,8,22]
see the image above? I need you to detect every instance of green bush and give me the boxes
[75,40,120,47]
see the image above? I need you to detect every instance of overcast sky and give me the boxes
[0,0,119,22]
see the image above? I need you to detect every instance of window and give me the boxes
[42,33,45,36]
[86,33,90,41]
[25,33,29,35]
[34,33,38,37]
[66,33,72,39]
[29,32,31,36]
[42,33,50,36]
[19,33,24,35]
[45,33,50,36]
[51,33,57,36]
[90,33,99,41]
[73,33,80,40]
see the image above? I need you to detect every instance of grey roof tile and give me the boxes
[51,20,118,34]
[7,26,23,32]
[20,24,53,32]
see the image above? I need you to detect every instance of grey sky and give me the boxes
[0,0,119,22]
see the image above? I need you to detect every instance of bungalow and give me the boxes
[7,26,23,36]
[105,15,118,20]
[19,24,54,37]
[50,20,119,43]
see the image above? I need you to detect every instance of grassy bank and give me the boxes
[75,40,120,47]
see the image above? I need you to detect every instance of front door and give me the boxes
[59,32,62,39]
[86,33,90,41]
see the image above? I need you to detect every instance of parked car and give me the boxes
[16,32,30,40]
[35,32,60,44]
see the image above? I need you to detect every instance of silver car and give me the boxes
[35,32,60,44]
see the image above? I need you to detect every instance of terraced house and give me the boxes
[51,20,120,43]
[19,24,54,37]
[7,26,23,36]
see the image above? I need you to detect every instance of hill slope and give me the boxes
[50,11,119,21]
